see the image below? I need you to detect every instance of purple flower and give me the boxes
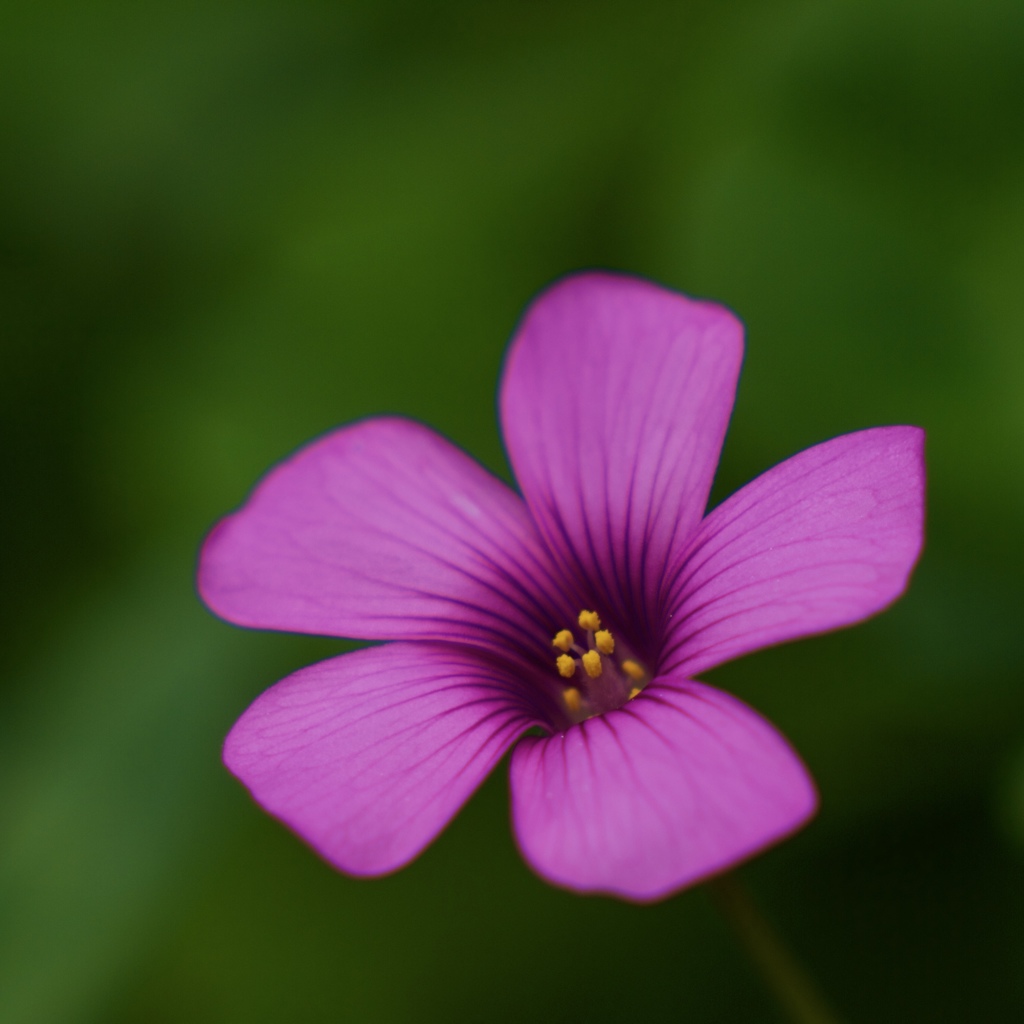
[198,273,925,901]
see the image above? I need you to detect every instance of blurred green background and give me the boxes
[2,1,1022,1021]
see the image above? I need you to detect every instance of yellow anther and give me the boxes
[582,649,603,678]
[622,659,646,682]
[594,629,615,655]
[552,629,574,653]
[563,687,582,714]
[578,610,601,632]
[556,654,576,678]
[628,686,642,700]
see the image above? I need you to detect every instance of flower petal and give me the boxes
[199,417,574,659]
[660,427,926,678]
[224,643,542,876]
[500,272,743,656]
[510,680,816,901]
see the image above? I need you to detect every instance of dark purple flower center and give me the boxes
[549,609,650,724]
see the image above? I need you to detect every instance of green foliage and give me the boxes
[2,1,1022,1020]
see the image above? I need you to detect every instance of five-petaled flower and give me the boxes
[198,273,925,901]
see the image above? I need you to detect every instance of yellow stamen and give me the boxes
[563,687,582,713]
[628,686,642,700]
[581,649,603,678]
[578,609,601,632]
[556,654,576,678]
[594,629,615,655]
[552,629,574,652]
[621,659,646,681]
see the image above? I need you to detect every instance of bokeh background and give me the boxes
[2,1,1023,1021]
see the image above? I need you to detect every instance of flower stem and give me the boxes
[708,874,844,1024]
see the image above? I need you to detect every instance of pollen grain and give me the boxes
[581,649,603,678]
[556,654,576,678]
[621,659,646,682]
[552,629,574,652]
